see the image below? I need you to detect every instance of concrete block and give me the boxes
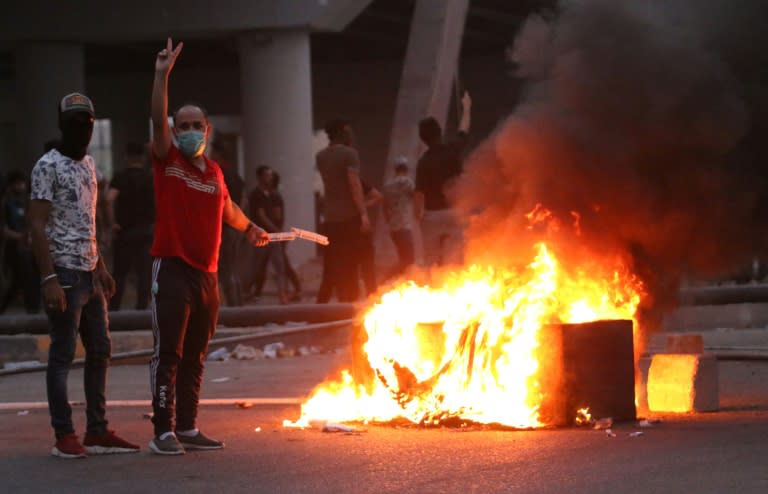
[539,320,636,425]
[647,354,719,412]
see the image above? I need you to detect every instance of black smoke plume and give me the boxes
[455,0,768,330]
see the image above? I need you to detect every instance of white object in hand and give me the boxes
[268,232,297,242]
[291,227,329,246]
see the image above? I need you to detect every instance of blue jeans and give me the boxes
[45,266,111,438]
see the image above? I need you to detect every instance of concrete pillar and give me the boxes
[376,0,469,267]
[239,30,315,264]
[15,43,85,170]
[385,0,470,177]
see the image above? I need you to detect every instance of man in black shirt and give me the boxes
[249,171,302,301]
[414,91,471,267]
[106,142,155,310]
[246,166,288,304]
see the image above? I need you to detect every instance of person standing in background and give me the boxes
[246,165,288,304]
[315,119,369,303]
[414,91,471,267]
[211,140,245,307]
[357,181,382,297]
[249,170,302,302]
[382,157,416,279]
[0,170,40,314]
[106,142,154,311]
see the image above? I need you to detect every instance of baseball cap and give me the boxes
[60,92,95,117]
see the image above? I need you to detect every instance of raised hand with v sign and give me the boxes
[155,37,183,75]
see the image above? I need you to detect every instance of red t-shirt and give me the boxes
[151,145,229,272]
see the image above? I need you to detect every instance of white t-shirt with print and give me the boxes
[30,149,99,271]
[382,175,415,232]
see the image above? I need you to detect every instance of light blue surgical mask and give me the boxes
[177,131,206,158]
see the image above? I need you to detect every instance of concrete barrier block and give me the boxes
[538,320,636,425]
[647,353,719,412]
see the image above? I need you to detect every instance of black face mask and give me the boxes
[59,112,94,160]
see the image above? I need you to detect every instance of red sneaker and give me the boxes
[52,433,87,459]
[83,430,140,454]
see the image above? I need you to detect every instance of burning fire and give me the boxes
[285,235,644,429]
[574,407,592,426]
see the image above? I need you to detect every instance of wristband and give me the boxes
[41,273,58,286]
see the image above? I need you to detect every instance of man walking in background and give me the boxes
[247,170,303,302]
[246,165,289,304]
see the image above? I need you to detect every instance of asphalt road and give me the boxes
[1,351,767,494]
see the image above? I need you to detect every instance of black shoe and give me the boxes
[176,430,224,450]
[149,433,185,456]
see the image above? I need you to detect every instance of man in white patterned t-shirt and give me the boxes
[28,92,139,459]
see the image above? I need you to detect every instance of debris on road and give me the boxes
[277,346,297,358]
[210,377,231,383]
[235,401,254,409]
[231,344,263,360]
[322,422,364,433]
[206,341,321,361]
[254,427,262,432]
[593,417,613,430]
[17,410,29,416]
[142,412,153,419]
[628,431,644,438]
[263,342,285,359]
[638,419,661,427]
[605,429,617,437]
[207,347,231,361]
[298,345,322,356]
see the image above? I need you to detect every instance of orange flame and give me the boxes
[574,407,592,425]
[285,238,644,429]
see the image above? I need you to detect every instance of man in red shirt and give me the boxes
[148,38,269,456]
